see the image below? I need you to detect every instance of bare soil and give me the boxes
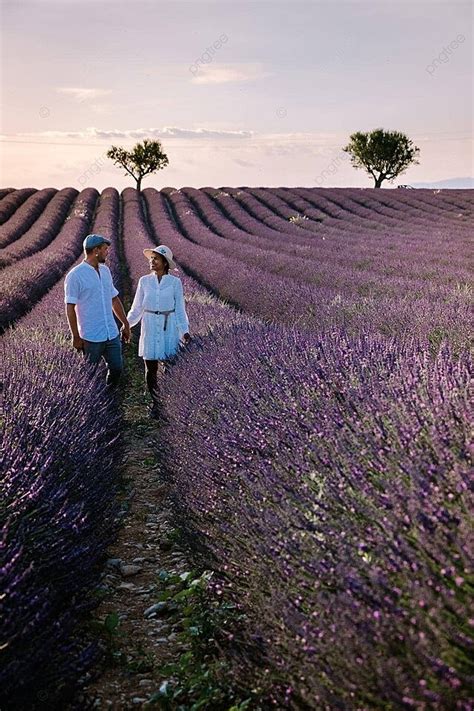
[77,355,191,710]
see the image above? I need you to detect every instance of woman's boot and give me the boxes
[144,360,160,419]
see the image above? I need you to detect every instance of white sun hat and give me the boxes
[143,245,176,270]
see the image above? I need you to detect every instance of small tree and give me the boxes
[342,128,420,188]
[106,138,169,191]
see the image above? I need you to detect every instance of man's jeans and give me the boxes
[83,335,123,386]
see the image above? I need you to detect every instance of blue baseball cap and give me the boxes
[83,234,111,249]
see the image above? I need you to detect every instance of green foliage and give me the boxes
[343,128,420,187]
[104,611,120,636]
[89,611,125,666]
[147,569,262,710]
[107,138,169,191]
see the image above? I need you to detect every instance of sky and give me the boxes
[0,0,472,189]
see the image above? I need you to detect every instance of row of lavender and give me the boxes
[126,187,473,707]
[2,186,471,270]
[198,188,473,267]
[258,186,472,229]
[204,186,472,240]
[157,323,472,709]
[141,188,471,350]
[206,186,472,266]
[0,188,78,268]
[0,188,98,333]
[0,187,15,201]
[0,188,59,248]
[1,186,472,707]
[1,187,470,317]
[164,186,471,300]
[0,188,124,709]
[0,188,37,226]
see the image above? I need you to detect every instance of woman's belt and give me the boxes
[144,308,175,331]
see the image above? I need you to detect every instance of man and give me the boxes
[64,233,131,386]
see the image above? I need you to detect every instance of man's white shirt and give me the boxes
[64,262,119,342]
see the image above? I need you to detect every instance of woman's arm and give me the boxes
[174,278,190,339]
[126,278,145,327]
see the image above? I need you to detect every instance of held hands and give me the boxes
[121,324,132,343]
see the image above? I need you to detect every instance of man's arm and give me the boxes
[65,303,84,351]
[112,296,131,342]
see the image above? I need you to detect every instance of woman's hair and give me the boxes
[152,253,169,273]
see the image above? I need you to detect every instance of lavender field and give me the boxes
[1,186,472,709]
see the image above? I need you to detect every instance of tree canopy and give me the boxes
[342,129,420,188]
[107,139,169,191]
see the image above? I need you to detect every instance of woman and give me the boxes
[127,245,191,417]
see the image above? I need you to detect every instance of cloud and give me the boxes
[7,126,254,141]
[56,87,112,102]
[0,128,347,164]
[233,158,256,168]
[191,63,273,85]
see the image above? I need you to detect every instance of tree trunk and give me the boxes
[136,177,142,192]
[374,174,384,188]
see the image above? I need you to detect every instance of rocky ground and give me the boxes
[75,354,194,709]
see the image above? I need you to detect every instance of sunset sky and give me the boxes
[1,0,472,189]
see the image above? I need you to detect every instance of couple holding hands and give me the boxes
[64,234,190,417]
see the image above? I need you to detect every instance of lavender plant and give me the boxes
[0,336,122,709]
[0,188,78,268]
[0,188,37,226]
[0,188,57,248]
[1,184,472,711]
[157,322,473,709]
[142,189,472,349]
[0,188,125,709]
[0,188,15,201]
[0,188,98,333]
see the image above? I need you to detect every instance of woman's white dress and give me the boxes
[127,273,189,360]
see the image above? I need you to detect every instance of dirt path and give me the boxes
[76,351,192,709]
